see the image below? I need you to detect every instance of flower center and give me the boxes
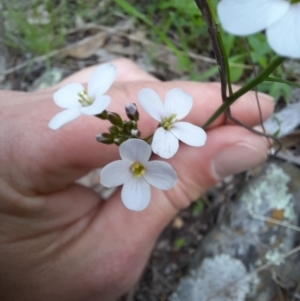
[77,90,94,107]
[130,162,145,178]
[161,113,177,130]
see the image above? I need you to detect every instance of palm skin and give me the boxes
[0,59,273,301]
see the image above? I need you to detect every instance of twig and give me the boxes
[76,23,253,69]
[292,281,300,301]
[251,213,300,232]
[226,38,282,153]
[1,22,252,76]
[125,286,136,301]
[272,149,300,166]
[227,114,282,153]
[275,282,285,301]
[0,49,60,75]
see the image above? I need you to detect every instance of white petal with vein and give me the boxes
[100,160,132,187]
[122,178,151,211]
[88,63,116,97]
[152,127,179,159]
[80,96,111,115]
[53,83,83,109]
[171,122,207,147]
[267,4,300,59]
[217,0,289,36]
[164,88,193,120]
[120,139,152,162]
[138,88,164,122]
[144,161,177,190]
[48,108,81,130]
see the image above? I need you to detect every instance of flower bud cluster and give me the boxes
[96,103,141,146]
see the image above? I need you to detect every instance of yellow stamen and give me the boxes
[77,89,94,107]
[131,162,145,178]
[161,113,177,130]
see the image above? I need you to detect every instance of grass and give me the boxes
[1,0,295,100]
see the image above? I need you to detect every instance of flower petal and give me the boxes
[80,95,111,115]
[121,178,151,211]
[152,127,179,159]
[163,88,193,120]
[217,0,289,36]
[171,122,207,147]
[48,108,81,130]
[119,139,152,163]
[138,88,164,122]
[143,161,177,190]
[53,83,84,109]
[266,4,300,59]
[100,160,132,187]
[87,63,116,97]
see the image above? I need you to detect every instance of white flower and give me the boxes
[100,139,177,211]
[48,63,116,130]
[138,88,207,159]
[217,0,300,58]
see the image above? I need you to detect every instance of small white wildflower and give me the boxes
[48,63,116,130]
[138,88,207,159]
[100,139,177,211]
[217,0,300,58]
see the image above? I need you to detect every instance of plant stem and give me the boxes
[143,134,153,142]
[194,0,228,102]
[206,0,233,96]
[202,56,285,129]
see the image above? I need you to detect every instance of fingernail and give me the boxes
[212,143,267,179]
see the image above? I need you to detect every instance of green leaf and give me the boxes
[174,237,185,250]
[113,0,153,26]
[192,200,204,217]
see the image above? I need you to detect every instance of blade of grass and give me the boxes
[113,0,184,59]
[113,0,153,26]
[265,77,300,89]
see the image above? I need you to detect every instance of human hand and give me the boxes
[0,59,273,301]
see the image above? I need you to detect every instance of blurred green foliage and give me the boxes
[192,199,204,217]
[113,0,292,100]
[2,0,294,100]
[174,237,185,250]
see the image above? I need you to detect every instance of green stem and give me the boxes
[202,56,285,129]
[143,133,153,142]
[207,0,233,96]
[194,0,228,101]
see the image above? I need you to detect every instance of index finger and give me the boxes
[1,80,274,195]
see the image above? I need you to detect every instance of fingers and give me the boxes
[38,80,274,166]
[0,59,274,195]
[108,81,274,130]
[53,58,159,89]
[2,80,273,195]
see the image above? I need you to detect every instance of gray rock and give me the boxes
[171,255,250,301]
[171,162,300,301]
[28,68,64,91]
